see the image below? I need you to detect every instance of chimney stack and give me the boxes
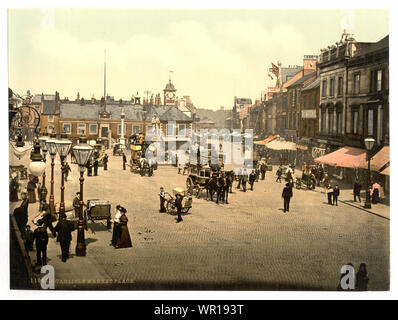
[303,55,318,76]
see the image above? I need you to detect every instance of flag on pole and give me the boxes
[271,63,279,77]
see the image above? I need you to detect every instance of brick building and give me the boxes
[299,76,320,141]
[40,97,193,149]
[285,71,317,141]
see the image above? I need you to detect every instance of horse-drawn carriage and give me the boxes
[186,166,212,195]
[163,187,193,215]
[186,166,234,204]
[129,141,157,176]
[295,172,317,190]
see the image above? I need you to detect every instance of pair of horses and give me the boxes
[193,170,235,204]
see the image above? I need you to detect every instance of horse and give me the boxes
[224,170,235,194]
[139,157,157,176]
[204,175,218,202]
[217,172,229,204]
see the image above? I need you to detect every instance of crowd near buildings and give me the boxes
[228,32,389,192]
[11,31,389,190]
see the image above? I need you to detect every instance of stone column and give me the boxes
[345,104,350,134]
[377,105,382,144]
[359,104,364,137]
[333,108,337,134]
[325,108,329,134]
[319,108,322,134]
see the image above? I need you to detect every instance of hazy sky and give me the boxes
[8,8,388,110]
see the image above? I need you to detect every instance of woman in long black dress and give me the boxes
[115,205,132,249]
[9,176,19,202]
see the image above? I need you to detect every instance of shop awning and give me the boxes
[380,166,390,176]
[265,139,297,151]
[254,134,278,146]
[314,146,366,168]
[360,146,390,172]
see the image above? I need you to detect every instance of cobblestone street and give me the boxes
[11,152,390,290]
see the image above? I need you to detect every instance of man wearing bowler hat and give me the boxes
[282,183,293,213]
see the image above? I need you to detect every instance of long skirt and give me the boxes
[28,190,36,203]
[116,225,132,248]
[111,223,120,246]
[10,190,19,202]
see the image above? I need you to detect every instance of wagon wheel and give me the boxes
[166,199,177,215]
[186,177,194,195]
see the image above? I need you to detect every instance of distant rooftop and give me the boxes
[287,72,317,88]
[281,66,303,84]
[59,103,191,122]
[32,94,55,104]
[302,76,320,91]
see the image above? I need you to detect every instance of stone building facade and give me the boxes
[345,35,389,150]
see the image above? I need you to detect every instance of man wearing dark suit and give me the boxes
[282,183,293,213]
[175,194,183,223]
[249,170,256,191]
[353,180,362,202]
[122,154,127,170]
[86,160,93,176]
[260,162,267,180]
[333,185,340,206]
[40,201,56,237]
[93,160,99,176]
[33,220,49,266]
[54,214,74,262]
[103,154,108,171]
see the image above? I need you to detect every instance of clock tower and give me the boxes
[163,79,177,106]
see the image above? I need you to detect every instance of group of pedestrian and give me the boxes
[86,158,99,176]
[353,178,383,205]
[13,190,74,265]
[235,168,260,192]
[327,185,340,206]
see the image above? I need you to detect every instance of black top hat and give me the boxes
[285,183,290,187]
[116,205,127,214]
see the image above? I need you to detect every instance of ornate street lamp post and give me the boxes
[364,137,375,209]
[38,132,49,202]
[55,133,72,220]
[72,136,93,256]
[45,134,58,221]
[28,139,46,178]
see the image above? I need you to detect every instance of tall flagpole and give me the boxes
[104,50,106,101]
